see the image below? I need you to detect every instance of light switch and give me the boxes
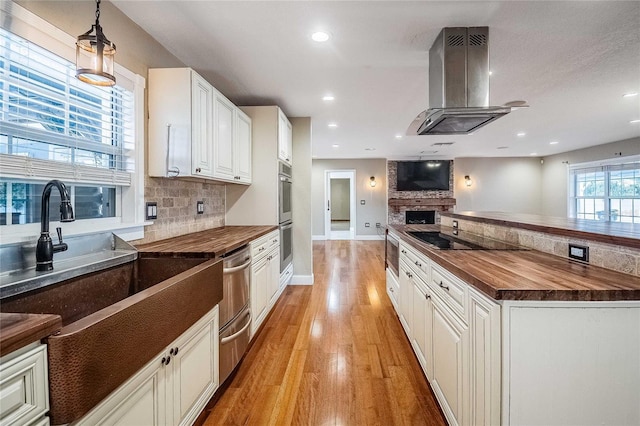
[360,200,365,205]
[197,200,204,214]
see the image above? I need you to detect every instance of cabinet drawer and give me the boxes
[400,243,430,281]
[251,231,277,261]
[431,264,468,321]
[0,344,49,426]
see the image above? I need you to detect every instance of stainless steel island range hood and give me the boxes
[410,27,512,135]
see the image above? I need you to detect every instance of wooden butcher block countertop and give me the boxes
[135,225,278,258]
[391,225,640,301]
[0,312,62,357]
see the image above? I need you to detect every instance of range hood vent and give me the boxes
[410,27,512,135]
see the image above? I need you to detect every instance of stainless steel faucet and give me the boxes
[35,180,75,271]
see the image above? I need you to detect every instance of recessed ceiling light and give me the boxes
[623,92,638,98]
[322,95,335,101]
[311,31,330,42]
[517,132,526,137]
[549,141,559,145]
[630,119,640,124]
[497,146,509,149]
[328,123,338,128]
[530,152,538,156]
[332,144,339,148]
[365,147,376,151]
[395,134,402,139]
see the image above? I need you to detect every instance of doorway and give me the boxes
[324,170,356,240]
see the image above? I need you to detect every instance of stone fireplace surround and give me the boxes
[387,160,456,225]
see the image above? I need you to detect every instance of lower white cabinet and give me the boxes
[0,343,49,426]
[250,231,283,338]
[412,278,433,381]
[75,306,219,426]
[398,262,414,336]
[430,295,469,426]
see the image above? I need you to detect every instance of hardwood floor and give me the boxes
[203,240,446,425]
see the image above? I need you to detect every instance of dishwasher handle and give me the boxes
[221,313,252,344]
[223,258,251,274]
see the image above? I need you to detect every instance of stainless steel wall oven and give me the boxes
[278,161,293,272]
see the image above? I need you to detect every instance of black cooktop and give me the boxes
[407,230,528,251]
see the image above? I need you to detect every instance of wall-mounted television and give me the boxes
[396,160,451,191]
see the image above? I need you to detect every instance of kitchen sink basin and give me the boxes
[0,255,223,424]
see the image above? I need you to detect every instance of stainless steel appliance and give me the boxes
[278,161,292,224]
[219,245,252,384]
[385,229,399,277]
[278,161,293,272]
[280,221,293,272]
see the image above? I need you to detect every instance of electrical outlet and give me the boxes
[360,200,366,205]
[146,202,157,220]
[196,200,204,214]
[568,244,589,262]
[376,223,381,228]
[452,220,458,228]
[365,222,370,227]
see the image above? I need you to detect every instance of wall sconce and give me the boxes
[369,176,377,187]
[464,175,473,187]
[76,0,116,86]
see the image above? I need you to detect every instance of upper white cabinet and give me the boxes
[277,109,292,165]
[149,68,251,185]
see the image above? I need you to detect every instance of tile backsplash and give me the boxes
[440,216,640,277]
[131,176,225,245]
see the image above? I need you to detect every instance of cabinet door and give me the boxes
[191,72,213,177]
[75,354,166,426]
[412,281,433,381]
[277,109,292,165]
[251,257,269,337]
[235,109,252,183]
[398,263,413,337]
[213,92,236,181]
[268,249,281,306]
[170,312,218,426]
[431,298,468,426]
[468,291,500,426]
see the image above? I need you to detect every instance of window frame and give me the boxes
[568,155,640,223]
[0,1,146,243]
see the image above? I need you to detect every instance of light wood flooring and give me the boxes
[203,240,446,425]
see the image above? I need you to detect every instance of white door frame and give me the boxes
[324,170,356,240]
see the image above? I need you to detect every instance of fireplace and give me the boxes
[406,211,435,224]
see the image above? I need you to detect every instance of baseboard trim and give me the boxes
[312,235,326,241]
[290,274,314,285]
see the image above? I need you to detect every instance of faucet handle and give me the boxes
[56,227,63,244]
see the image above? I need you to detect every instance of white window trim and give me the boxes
[567,154,640,220]
[0,0,147,243]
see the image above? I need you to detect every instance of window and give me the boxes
[569,157,640,223]
[0,2,145,241]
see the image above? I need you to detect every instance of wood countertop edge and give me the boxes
[391,225,640,301]
[0,313,62,357]
[441,212,640,250]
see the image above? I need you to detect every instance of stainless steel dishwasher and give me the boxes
[219,245,252,384]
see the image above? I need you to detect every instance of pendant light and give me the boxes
[76,0,116,86]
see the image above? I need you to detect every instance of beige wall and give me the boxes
[291,118,313,282]
[312,159,387,237]
[541,137,640,217]
[453,157,543,214]
[15,1,231,244]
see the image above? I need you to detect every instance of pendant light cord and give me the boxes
[95,0,101,24]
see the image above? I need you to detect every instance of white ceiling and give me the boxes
[113,1,640,160]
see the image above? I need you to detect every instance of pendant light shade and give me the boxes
[76,0,116,86]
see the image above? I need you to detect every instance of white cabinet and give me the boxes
[75,306,219,426]
[277,109,292,165]
[212,92,252,184]
[412,279,433,381]
[250,231,282,338]
[149,67,251,184]
[430,295,469,426]
[386,268,399,311]
[398,262,414,336]
[0,343,49,426]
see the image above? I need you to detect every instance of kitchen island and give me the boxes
[387,217,640,426]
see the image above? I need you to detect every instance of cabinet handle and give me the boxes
[166,124,180,177]
[174,347,179,356]
[161,356,167,365]
[415,261,422,267]
[169,348,174,355]
[401,249,407,254]
[196,167,202,173]
[439,281,449,291]
[165,355,171,365]
[425,293,431,300]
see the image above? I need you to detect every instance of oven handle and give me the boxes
[221,313,252,344]
[223,258,252,274]
[280,222,293,230]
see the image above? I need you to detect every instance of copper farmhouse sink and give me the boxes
[1,256,223,425]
